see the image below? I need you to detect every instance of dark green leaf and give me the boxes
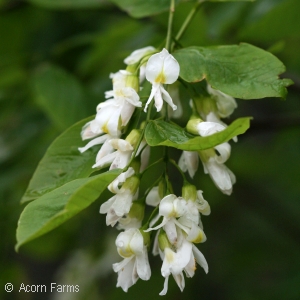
[32,64,90,130]
[27,0,106,9]
[173,43,293,99]
[16,169,121,250]
[110,0,179,18]
[21,117,98,203]
[145,117,251,150]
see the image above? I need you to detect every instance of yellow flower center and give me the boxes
[155,71,166,83]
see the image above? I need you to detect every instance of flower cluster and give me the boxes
[79,46,238,295]
[179,85,237,195]
[146,184,210,295]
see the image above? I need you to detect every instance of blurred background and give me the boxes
[1,0,299,299]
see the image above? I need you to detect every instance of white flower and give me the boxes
[78,133,112,154]
[108,167,135,194]
[117,215,142,230]
[105,71,142,127]
[93,139,133,170]
[100,175,139,227]
[186,118,236,195]
[195,190,211,216]
[124,46,156,65]
[196,121,226,137]
[113,229,151,292]
[200,151,236,195]
[178,151,199,178]
[144,48,180,112]
[145,194,187,243]
[79,101,122,142]
[99,189,136,227]
[145,194,207,245]
[207,84,237,118]
[159,233,208,295]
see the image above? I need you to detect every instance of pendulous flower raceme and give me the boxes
[15,0,293,297]
[77,45,242,295]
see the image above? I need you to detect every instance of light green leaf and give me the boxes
[27,0,106,9]
[110,0,179,18]
[21,117,97,203]
[32,64,90,130]
[145,117,251,150]
[16,169,121,250]
[173,43,293,99]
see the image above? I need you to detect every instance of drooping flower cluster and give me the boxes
[145,184,210,295]
[78,46,239,295]
[178,84,238,195]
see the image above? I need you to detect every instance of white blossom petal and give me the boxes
[160,85,177,110]
[146,48,179,84]
[78,134,109,153]
[124,46,156,65]
[197,121,226,137]
[146,186,161,207]
[192,244,208,273]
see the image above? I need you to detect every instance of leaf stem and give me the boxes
[172,0,205,50]
[169,158,188,184]
[140,158,164,178]
[166,0,176,52]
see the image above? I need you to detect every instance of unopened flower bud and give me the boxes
[158,230,171,251]
[128,201,145,223]
[125,129,142,148]
[186,118,203,135]
[193,95,217,117]
[139,228,150,248]
[182,183,197,202]
[125,72,140,92]
[122,175,140,195]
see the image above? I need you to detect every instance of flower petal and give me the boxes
[160,85,177,111]
[124,46,156,65]
[192,244,208,274]
[78,134,108,153]
[136,247,151,280]
[159,276,169,296]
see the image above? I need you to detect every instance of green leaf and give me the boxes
[32,64,90,130]
[145,117,251,150]
[16,169,121,250]
[110,0,179,18]
[21,117,98,203]
[173,43,293,99]
[27,0,106,9]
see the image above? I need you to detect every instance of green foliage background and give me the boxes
[1,0,299,299]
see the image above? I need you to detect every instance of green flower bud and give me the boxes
[126,73,139,92]
[193,95,217,116]
[128,201,145,222]
[129,158,141,174]
[139,229,150,247]
[182,183,197,202]
[186,118,202,135]
[125,129,142,148]
[122,175,140,195]
[158,229,171,251]
[198,149,216,163]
